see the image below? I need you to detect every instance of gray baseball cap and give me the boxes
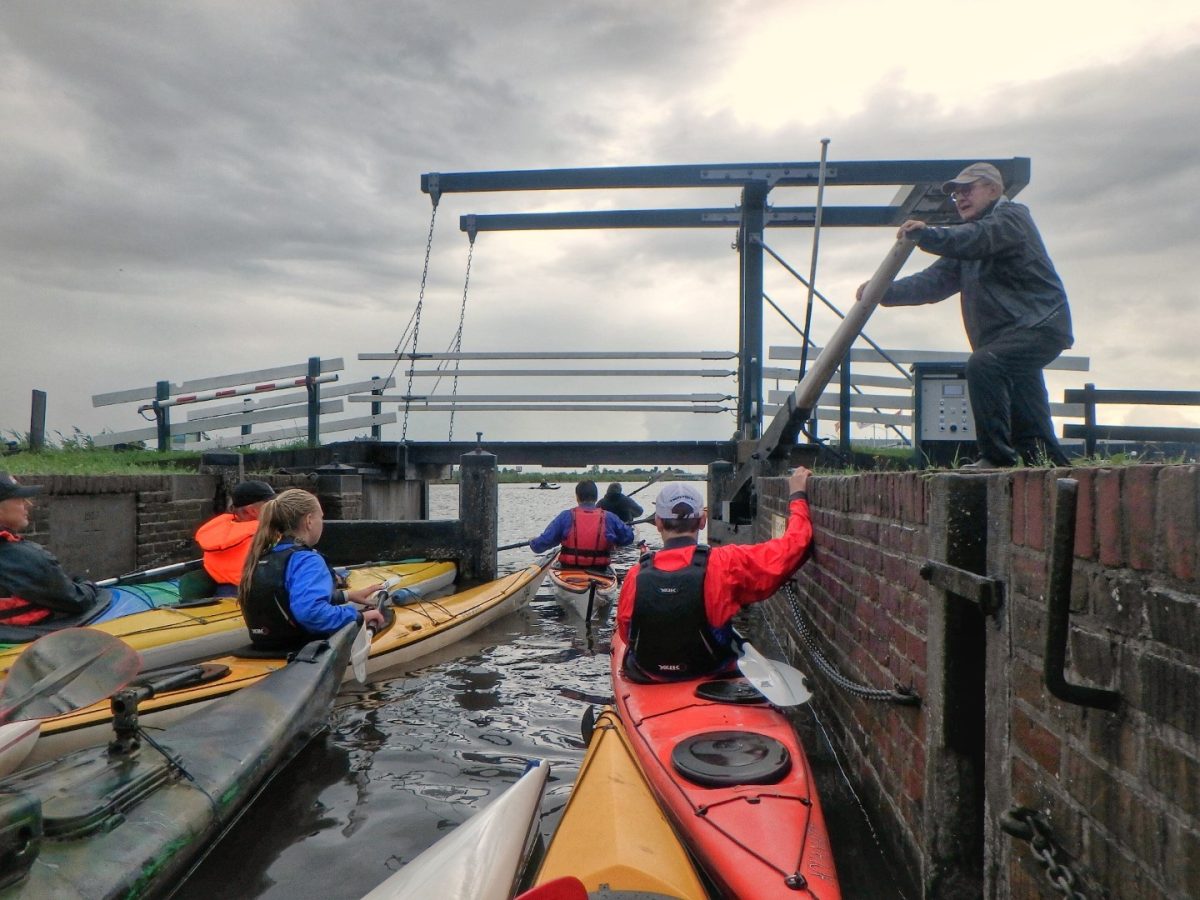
[941,162,1003,194]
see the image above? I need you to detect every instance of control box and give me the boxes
[913,362,976,467]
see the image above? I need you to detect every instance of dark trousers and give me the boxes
[965,329,1071,466]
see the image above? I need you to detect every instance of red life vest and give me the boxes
[560,507,612,568]
[0,530,53,626]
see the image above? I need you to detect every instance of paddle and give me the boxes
[350,625,370,683]
[349,576,412,682]
[735,638,813,707]
[625,468,672,499]
[0,628,141,724]
[96,558,204,588]
[497,539,531,552]
[583,581,597,623]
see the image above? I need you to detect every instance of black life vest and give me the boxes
[242,546,317,651]
[560,507,611,568]
[625,545,734,681]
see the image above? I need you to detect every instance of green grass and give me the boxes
[2,430,202,474]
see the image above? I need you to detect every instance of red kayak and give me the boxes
[611,632,841,899]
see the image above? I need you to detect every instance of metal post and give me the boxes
[798,138,830,380]
[241,398,253,437]
[371,375,383,439]
[1082,382,1097,458]
[306,356,321,448]
[839,352,852,454]
[155,381,171,452]
[29,390,46,452]
[737,181,769,440]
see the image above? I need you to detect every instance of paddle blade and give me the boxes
[350,623,370,684]
[736,640,812,707]
[0,628,141,724]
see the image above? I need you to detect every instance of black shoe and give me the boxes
[960,457,1005,470]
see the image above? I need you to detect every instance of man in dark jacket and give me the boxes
[860,162,1072,467]
[0,472,104,627]
[597,483,644,524]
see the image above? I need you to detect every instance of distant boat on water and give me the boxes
[533,482,561,490]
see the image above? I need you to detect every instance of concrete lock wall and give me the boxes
[754,465,1200,900]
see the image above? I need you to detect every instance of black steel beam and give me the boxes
[422,158,1031,194]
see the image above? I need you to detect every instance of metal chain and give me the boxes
[446,235,475,441]
[1000,807,1093,899]
[782,582,920,704]
[399,201,439,440]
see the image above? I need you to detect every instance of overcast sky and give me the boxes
[3,1,1198,452]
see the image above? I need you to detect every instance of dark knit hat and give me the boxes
[231,480,275,507]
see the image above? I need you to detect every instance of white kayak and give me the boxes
[361,759,549,900]
[546,566,619,622]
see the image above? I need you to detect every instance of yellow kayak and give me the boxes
[0,560,457,676]
[528,707,708,899]
[19,558,548,770]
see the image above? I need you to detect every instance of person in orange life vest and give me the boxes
[195,480,276,596]
[528,480,635,567]
[0,471,105,627]
[616,469,813,682]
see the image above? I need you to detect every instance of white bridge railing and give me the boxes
[91,357,396,450]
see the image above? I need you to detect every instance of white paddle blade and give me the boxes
[737,641,812,707]
[350,623,370,683]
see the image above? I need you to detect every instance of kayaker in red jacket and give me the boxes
[617,468,812,682]
[194,479,275,595]
[0,471,105,627]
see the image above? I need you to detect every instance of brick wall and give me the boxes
[758,471,931,885]
[1004,466,1200,900]
[751,464,1199,899]
[18,473,329,577]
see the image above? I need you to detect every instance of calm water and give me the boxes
[177,481,907,899]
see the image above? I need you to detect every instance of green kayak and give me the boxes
[0,622,355,898]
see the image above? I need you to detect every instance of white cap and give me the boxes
[654,482,705,519]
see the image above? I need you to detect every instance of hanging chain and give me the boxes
[782,582,920,704]
[397,201,439,440]
[447,235,475,441]
[1000,807,1093,899]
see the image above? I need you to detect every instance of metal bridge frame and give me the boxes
[421,158,1031,443]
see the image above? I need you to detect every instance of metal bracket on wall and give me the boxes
[919,560,1005,618]
[1045,478,1121,712]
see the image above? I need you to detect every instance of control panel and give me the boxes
[919,378,973,441]
[912,361,976,467]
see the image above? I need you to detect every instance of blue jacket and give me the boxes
[272,541,360,637]
[529,504,634,555]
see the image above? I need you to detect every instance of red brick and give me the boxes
[1096,468,1124,568]
[1024,470,1047,551]
[1072,468,1097,560]
[1157,466,1197,582]
[1122,465,1158,571]
[1012,706,1062,776]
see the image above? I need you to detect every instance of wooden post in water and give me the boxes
[458,449,497,582]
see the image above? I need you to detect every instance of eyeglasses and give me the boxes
[950,181,983,201]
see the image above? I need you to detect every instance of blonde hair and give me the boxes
[237,489,322,604]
